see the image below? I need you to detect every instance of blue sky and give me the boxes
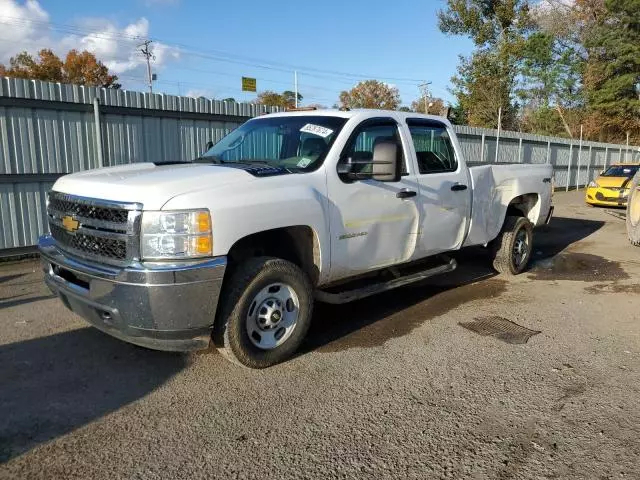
[0,0,474,107]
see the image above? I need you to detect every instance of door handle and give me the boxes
[451,184,468,191]
[396,190,417,199]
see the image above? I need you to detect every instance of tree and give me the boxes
[582,0,640,143]
[255,90,303,108]
[222,97,236,103]
[438,0,535,129]
[0,49,120,88]
[410,96,446,115]
[451,50,520,128]
[338,80,401,110]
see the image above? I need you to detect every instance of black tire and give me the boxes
[626,172,640,246]
[212,256,313,368]
[489,216,534,275]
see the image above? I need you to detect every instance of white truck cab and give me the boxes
[39,109,553,367]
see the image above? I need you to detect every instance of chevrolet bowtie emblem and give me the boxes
[61,215,80,233]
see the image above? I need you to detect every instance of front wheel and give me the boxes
[213,257,313,368]
[489,216,534,275]
[626,172,640,246]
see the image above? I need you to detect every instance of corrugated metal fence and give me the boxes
[1,77,638,253]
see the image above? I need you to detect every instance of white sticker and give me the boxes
[300,123,333,138]
[297,157,312,168]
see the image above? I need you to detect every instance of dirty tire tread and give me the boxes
[626,172,640,246]
[212,256,313,369]
[489,216,533,275]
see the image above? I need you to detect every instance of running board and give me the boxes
[315,257,457,304]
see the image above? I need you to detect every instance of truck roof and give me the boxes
[262,108,452,125]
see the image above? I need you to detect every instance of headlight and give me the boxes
[588,181,598,188]
[141,209,212,259]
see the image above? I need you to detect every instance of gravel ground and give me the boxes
[1,191,639,480]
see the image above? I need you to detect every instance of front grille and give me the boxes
[47,192,141,265]
[48,196,129,224]
[50,224,128,260]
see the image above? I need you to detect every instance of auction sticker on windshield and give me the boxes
[300,124,333,138]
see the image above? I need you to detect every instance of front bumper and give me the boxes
[585,187,629,207]
[39,234,226,352]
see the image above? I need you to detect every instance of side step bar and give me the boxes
[315,257,457,305]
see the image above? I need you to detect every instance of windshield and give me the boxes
[199,115,348,171]
[602,165,639,177]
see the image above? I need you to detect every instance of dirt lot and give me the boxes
[1,191,639,480]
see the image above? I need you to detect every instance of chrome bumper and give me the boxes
[38,234,227,352]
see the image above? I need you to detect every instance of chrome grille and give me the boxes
[47,192,142,266]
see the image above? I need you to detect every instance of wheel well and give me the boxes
[506,193,540,223]
[227,226,321,286]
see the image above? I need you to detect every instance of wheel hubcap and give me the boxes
[246,283,299,350]
[513,229,530,268]
[630,187,640,226]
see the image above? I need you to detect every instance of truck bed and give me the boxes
[462,163,553,247]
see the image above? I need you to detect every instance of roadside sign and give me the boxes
[242,77,257,92]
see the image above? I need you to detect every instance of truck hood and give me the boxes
[52,162,253,210]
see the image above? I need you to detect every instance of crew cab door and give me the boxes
[404,118,472,257]
[327,118,420,281]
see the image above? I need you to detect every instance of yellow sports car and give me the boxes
[585,163,640,207]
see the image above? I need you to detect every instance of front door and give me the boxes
[327,118,421,281]
[404,118,472,257]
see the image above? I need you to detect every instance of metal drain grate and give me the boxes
[459,316,541,344]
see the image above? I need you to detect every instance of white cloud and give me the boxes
[0,0,50,61]
[0,0,179,81]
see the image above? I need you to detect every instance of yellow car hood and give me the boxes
[595,176,632,188]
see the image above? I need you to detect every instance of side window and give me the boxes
[407,120,457,174]
[341,121,407,176]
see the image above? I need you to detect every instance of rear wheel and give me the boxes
[489,216,534,275]
[626,172,640,246]
[213,256,313,368]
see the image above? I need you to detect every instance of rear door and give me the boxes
[404,118,472,257]
[327,117,421,281]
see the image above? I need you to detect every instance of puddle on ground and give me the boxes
[308,278,507,353]
[528,252,629,282]
[584,283,640,295]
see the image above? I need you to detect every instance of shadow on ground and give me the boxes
[305,216,604,353]
[531,216,604,260]
[0,328,189,463]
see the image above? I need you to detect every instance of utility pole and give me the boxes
[138,40,155,93]
[294,71,298,108]
[419,81,432,114]
[494,106,502,164]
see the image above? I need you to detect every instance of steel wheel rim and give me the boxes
[630,187,640,226]
[512,228,530,268]
[246,283,300,350]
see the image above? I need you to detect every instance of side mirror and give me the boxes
[337,140,400,182]
[204,141,214,152]
[371,141,399,181]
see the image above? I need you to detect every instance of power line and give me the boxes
[0,15,429,85]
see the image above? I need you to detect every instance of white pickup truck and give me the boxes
[39,109,553,367]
